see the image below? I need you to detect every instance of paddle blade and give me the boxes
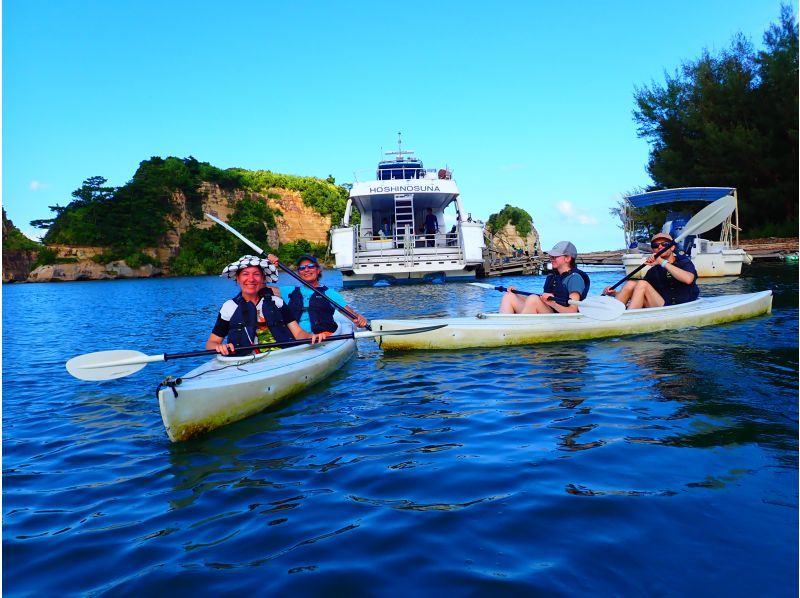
[570,296,626,321]
[676,195,736,241]
[468,282,499,290]
[66,350,153,381]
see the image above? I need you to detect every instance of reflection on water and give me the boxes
[2,264,798,595]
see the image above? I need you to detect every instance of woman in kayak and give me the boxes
[274,254,368,333]
[603,232,699,309]
[499,241,590,314]
[206,255,331,356]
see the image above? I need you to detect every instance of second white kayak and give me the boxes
[372,290,773,351]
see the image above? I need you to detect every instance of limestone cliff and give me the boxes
[22,185,333,282]
[2,210,40,282]
[163,183,331,255]
[485,222,541,256]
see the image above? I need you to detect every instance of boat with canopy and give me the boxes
[622,187,752,277]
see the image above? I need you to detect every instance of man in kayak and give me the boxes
[275,254,368,333]
[205,255,331,356]
[499,241,590,314]
[603,232,699,309]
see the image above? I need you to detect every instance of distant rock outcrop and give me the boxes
[486,222,541,257]
[27,261,162,282]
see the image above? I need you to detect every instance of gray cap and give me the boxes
[548,241,577,258]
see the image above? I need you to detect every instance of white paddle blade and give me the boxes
[676,195,736,242]
[570,296,626,321]
[66,350,158,381]
[468,282,498,290]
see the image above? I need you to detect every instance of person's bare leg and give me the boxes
[521,295,556,314]
[613,281,637,306]
[500,293,528,314]
[641,284,666,308]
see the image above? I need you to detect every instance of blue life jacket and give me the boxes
[644,253,699,305]
[543,268,591,307]
[227,289,294,354]
[288,286,338,333]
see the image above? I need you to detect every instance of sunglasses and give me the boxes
[650,241,672,249]
[297,264,318,271]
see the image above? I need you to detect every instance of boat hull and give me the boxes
[623,249,750,277]
[372,291,772,351]
[158,324,356,442]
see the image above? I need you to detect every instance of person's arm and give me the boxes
[206,332,235,355]
[287,321,331,344]
[326,289,368,328]
[206,313,235,355]
[548,292,581,313]
[663,258,697,285]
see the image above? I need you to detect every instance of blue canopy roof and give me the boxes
[626,187,735,208]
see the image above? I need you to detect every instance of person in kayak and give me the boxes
[603,232,699,309]
[206,255,331,356]
[273,254,368,333]
[499,241,590,314]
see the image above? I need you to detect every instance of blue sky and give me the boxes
[3,0,787,251]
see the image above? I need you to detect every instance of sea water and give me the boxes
[3,264,797,595]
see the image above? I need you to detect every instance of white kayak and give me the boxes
[372,290,773,351]
[157,321,356,442]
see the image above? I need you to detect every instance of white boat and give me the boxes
[371,291,772,351]
[330,135,485,287]
[157,321,356,442]
[621,187,752,278]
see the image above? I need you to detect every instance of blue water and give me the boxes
[3,264,798,595]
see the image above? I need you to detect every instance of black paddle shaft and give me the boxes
[607,241,676,292]
[163,333,357,361]
[493,285,534,297]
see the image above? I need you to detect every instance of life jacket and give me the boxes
[288,286,338,333]
[543,268,591,307]
[227,288,294,354]
[645,253,700,305]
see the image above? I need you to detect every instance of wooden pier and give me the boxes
[577,237,798,266]
[479,249,545,277]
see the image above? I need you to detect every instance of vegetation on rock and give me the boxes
[486,205,534,238]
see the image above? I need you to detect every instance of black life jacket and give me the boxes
[543,268,591,307]
[287,286,338,333]
[227,288,294,354]
[646,253,700,305]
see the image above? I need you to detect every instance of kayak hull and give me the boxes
[158,323,356,442]
[373,291,773,351]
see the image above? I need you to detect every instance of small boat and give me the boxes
[621,187,752,277]
[157,321,356,442]
[372,291,772,351]
[329,133,486,287]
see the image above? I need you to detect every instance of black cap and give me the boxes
[295,254,319,266]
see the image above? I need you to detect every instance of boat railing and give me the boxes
[352,167,453,183]
[351,224,464,261]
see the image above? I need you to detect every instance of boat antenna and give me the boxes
[385,131,414,161]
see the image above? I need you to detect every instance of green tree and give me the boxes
[486,204,534,238]
[633,4,798,236]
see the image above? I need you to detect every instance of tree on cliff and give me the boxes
[632,3,798,237]
[486,205,535,238]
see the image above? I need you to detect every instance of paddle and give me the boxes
[606,194,737,291]
[66,325,447,381]
[205,213,372,330]
[468,282,625,321]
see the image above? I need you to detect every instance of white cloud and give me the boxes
[29,180,49,191]
[554,200,598,225]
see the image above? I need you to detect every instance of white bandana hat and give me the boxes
[220,255,279,283]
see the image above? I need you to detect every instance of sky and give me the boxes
[2,0,788,251]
